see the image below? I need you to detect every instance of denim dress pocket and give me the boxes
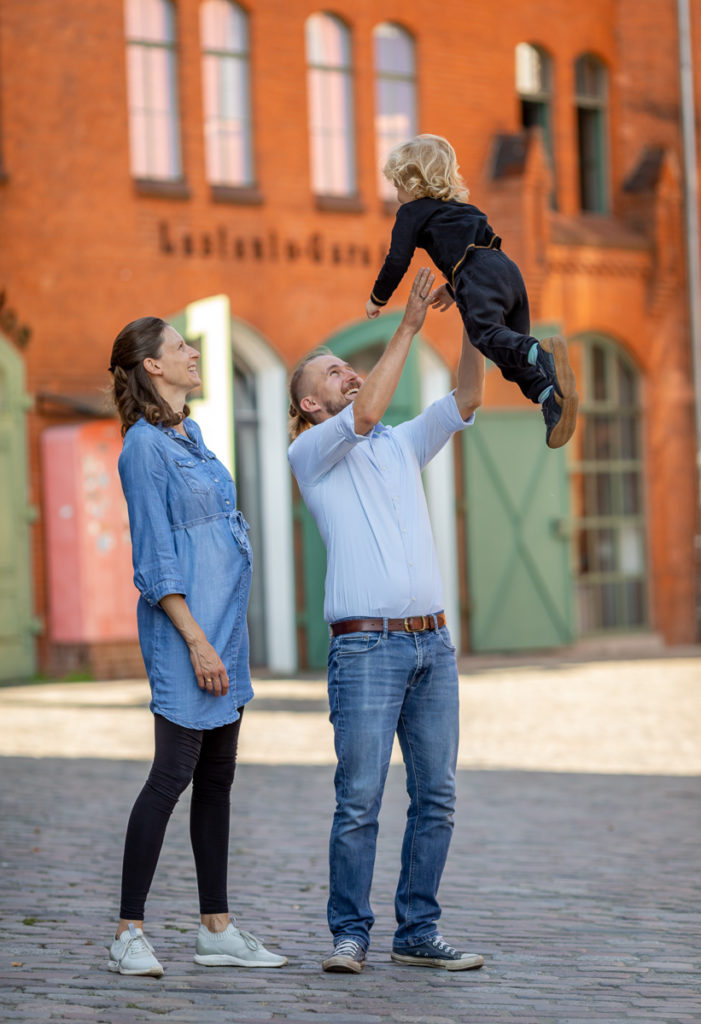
[174,456,214,495]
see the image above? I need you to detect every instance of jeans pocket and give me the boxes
[438,626,456,652]
[333,632,383,656]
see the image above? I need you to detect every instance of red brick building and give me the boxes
[0,0,699,678]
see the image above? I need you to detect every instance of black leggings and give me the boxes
[119,711,243,920]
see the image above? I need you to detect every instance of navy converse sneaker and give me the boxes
[391,934,484,971]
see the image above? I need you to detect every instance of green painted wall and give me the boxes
[0,335,35,680]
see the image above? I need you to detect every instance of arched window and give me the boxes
[572,338,647,632]
[305,13,355,197]
[373,23,417,200]
[575,53,608,212]
[200,0,253,188]
[516,43,553,166]
[124,0,182,180]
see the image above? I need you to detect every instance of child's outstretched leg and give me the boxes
[454,250,579,447]
[528,336,579,449]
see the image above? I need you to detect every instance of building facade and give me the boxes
[0,0,699,678]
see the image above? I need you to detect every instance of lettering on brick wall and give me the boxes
[158,221,386,267]
[0,289,32,349]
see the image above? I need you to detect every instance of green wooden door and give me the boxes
[295,314,422,668]
[463,409,574,651]
[0,336,35,680]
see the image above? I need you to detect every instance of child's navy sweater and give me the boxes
[370,197,499,306]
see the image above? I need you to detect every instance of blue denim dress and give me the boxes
[118,417,254,729]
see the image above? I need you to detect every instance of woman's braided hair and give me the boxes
[108,316,189,437]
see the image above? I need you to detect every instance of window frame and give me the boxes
[200,0,257,196]
[569,336,648,634]
[574,52,609,214]
[124,0,185,188]
[373,21,418,204]
[305,12,359,205]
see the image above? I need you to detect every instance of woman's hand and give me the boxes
[429,284,455,312]
[188,637,229,697]
[159,593,229,696]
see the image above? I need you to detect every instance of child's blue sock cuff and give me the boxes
[528,341,539,366]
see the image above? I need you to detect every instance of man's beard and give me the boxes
[322,392,356,417]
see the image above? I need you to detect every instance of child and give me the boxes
[367,134,578,448]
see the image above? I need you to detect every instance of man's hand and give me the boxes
[352,269,435,435]
[429,284,455,312]
[366,300,381,319]
[401,267,435,334]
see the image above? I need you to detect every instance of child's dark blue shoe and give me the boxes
[534,335,576,393]
[541,386,578,448]
[535,335,578,448]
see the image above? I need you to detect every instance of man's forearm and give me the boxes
[454,329,485,419]
[352,322,415,433]
[353,268,434,434]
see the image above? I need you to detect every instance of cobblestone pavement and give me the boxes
[1,651,700,1023]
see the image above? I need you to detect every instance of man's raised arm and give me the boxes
[454,327,485,421]
[352,268,435,435]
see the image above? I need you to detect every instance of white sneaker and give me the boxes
[108,923,164,977]
[193,922,287,968]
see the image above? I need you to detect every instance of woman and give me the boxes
[106,316,286,976]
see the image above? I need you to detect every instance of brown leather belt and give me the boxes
[330,613,446,637]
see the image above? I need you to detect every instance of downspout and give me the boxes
[677,0,701,636]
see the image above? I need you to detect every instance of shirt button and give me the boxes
[225,500,231,505]
[214,478,219,482]
[409,561,413,566]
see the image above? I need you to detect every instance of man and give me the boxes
[287,268,485,974]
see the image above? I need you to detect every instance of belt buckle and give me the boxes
[404,615,426,633]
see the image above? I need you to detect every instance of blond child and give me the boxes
[367,134,578,448]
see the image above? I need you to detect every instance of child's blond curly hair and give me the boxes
[383,134,469,202]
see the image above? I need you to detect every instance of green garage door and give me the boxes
[463,409,575,651]
[0,336,35,680]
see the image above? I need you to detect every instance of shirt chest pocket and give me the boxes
[174,456,214,495]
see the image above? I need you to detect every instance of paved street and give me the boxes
[1,650,700,1023]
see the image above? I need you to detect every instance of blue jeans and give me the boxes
[327,623,460,950]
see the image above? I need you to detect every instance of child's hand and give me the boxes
[366,300,381,320]
[429,285,455,312]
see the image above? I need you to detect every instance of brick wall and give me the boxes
[0,0,698,666]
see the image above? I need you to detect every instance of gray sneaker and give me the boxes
[107,923,164,977]
[322,937,366,973]
[194,922,287,967]
[391,934,484,971]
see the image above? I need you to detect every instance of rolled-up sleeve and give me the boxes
[118,435,186,606]
[395,392,475,469]
[288,405,370,486]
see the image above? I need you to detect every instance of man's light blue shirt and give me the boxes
[288,393,474,623]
